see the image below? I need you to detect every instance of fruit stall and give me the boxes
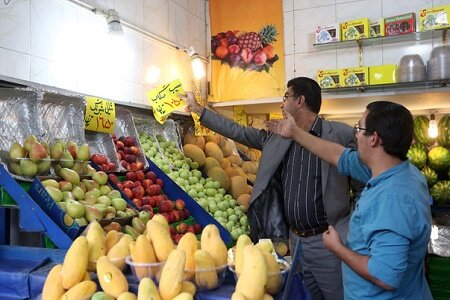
[0,85,311,299]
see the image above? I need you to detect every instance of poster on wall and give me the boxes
[209,0,285,102]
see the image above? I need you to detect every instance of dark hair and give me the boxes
[365,101,413,160]
[287,77,322,113]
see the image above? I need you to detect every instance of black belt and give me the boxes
[292,226,328,237]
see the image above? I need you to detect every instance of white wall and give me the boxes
[0,0,207,107]
[1,0,450,117]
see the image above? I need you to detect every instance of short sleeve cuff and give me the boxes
[368,257,402,288]
[337,148,352,175]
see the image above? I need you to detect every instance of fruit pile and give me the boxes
[91,153,116,172]
[41,170,136,227]
[41,220,228,299]
[211,25,279,72]
[139,132,249,241]
[407,115,450,205]
[113,134,145,171]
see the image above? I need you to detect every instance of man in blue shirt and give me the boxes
[266,101,432,299]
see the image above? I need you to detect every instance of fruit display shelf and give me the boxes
[145,158,233,247]
[0,164,73,249]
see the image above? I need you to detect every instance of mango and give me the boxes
[107,234,133,270]
[61,280,97,300]
[105,230,121,253]
[97,255,128,298]
[235,234,252,276]
[86,220,106,271]
[159,249,186,300]
[61,236,89,289]
[42,264,65,300]
[262,251,282,295]
[129,235,157,280]
[117,292,137,300]
[177,232,198,280]
[137,277,161,300]
[194,249,219,290]
[146,220,174,262]
[91,291,114,300]
[235,245,267,300]
[172,292,194,300]
[200,224,228,267]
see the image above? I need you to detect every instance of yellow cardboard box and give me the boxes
[317,69,340,88]
[419,4,450,31]
[341,18,370,40]
[369,64,397,85]
[340,67,369,87]
[370,19,385,37]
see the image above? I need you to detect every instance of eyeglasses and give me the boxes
[353,124,367,134]
[283,93,298,102]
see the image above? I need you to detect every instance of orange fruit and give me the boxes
[262,45,275,60]
[215,46,229,59]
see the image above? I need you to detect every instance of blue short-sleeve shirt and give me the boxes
[337,149,432,299]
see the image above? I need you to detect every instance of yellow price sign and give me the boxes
[233,105,247,126]
[191,112,214,136]
[84,97,115,134]
[146,79,185,124]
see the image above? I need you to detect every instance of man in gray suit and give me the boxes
[182,77,360,300]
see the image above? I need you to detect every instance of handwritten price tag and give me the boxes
[84,97,115,133]
[146,79,185,124]
[233,105,247,126]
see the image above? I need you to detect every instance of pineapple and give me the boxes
[237,32,262,52]
[259,24,278,46]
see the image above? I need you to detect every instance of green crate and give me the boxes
[0,182,31,207]
[428,256,450,300]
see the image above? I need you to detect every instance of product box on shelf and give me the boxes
[370,19,385,37]
[385,13,416,36]
[419,4,450,31]
[317,69,341,88]
[315,23,340,44]
[341,18,370,40]
[369,64,397,85]
[340,67,369,87]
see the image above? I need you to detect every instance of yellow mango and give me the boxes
[159,249,186,300]
[181,281,196,296]
[231,291,246,300]
[129,235,158,280]
[200,224,228,267]
[137,277,161,300]
[235,234,252,275]
[194,249,219,290]
[86,220,106,271]
[62,236,89,289]
[42,264,65,300]
[107,234,133,270]
[61,280,97,300]
[177,232,198,280]
[150,214,169,232]
[172,292,194,300]
[146,220,174,262]
[117,292,137,300]
[105,230,121,253]
[263,294,274,300]
[235,245,267,300]
[97,255,129,298]
[262,251,282,295]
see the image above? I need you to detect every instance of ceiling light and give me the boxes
[428,112,438,139]
[186,47,205,80]
[105,9,123,35]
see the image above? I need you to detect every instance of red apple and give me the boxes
[156,178,164,188]
[116,182,124,190]
[108,174,119,184]
[126,171,137,181]
[141,204,153,212]
[172,234,183,244]
[187,225,195,234]
[174,199,185,211]
[124,136,135,147]
[134,181,142,187]
[159,200,174,213]
[135,161,144,171]
[123,188,133,199]
[146,171,157,181]
[176,222,188,234]
[123,180,135,190]
[107,162,116,171]
[169,226,177,235]
[142,196,151,205]
[135,170,145,181]
[142,179,153,189]
[91,153,108,165]
[193,223,202,234]
[171,210,181,222]
[130,146,140,155]
[132,198,142,207]
[115,140,125,150]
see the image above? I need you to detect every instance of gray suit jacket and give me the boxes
[201,109,357,239]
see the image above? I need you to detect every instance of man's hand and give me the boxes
[323,225,343,254]
[265,112,296,138]
[179,92,204,115]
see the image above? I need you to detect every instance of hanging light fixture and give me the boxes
[428,112,438,139]
[186,47,206,80]
[105,9,123,35]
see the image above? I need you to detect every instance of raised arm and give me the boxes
[265,113,345,167]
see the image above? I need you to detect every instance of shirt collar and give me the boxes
[366,160,409,188]
[309,116,322,137]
